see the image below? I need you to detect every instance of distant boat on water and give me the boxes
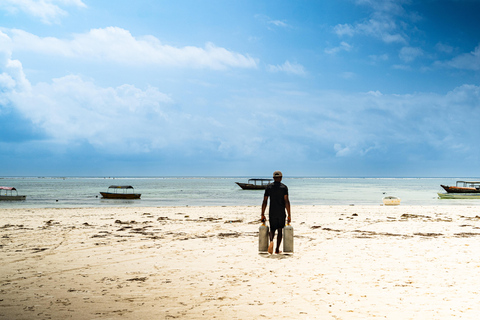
[437,193,480,199]
[440,181,480,193]
[235,179,272,190]
[0,187,26,201]
[100,185,141,199]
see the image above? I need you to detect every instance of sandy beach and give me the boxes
[2,205,480,319]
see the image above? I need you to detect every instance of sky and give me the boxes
[1,0,480,177]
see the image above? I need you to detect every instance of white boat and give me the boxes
[382,196,401,206]
[437,192,480,199]
[0,187,26,201]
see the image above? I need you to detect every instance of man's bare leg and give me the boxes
[268,230,274,254]
[275,228,283,254]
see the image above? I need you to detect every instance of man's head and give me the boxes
[273,170,283,182]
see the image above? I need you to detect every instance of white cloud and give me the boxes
[0,50,31,95]
[280,86,480,161]
[355,0,407,16]
[324,41,352,55]
[4,27,258,70]
[0,0,86,24]
[392,64,411,70]
[255,14,292,29]
[369,54,389,63]
[367,90,382,97]
[0,55,261,157]
[334,143,352,157]
[269,20,290,28]
[446,44,480,71]
[2,52,480,168]
[334,24,355,37]
[0,72,15,90]
[435,42,454,54]
[267,60,306,76]
[334,0,409,44]
[399,46,423,63]
[335,18,406,44]
[10,74,176,152]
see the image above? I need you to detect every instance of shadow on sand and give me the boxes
[258,252,294,259]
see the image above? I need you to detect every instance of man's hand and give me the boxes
[287,215,291,223]
[261,214,266,222]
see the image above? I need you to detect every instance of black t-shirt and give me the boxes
[264,181,288,228]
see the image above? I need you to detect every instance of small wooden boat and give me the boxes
[235,179,272,190]
[100,185,141,199]
[0,187,26,201]
[440,181,480,193]
[382,196,401,206]
[438,192,480,199]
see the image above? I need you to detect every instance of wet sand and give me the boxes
[1,205,480,319]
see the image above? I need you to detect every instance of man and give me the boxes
[261,171,291,254]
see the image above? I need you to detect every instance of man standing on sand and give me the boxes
[261,171,291,254]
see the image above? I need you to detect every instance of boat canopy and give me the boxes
[108,185,134,189]
[248,179,273,185]
[0,187,16,191]
[456,181,480,186]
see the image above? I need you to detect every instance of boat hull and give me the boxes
[438,192,480,199]
[383,196,401,206]
[235,182,268,190]
[100,192,141,199]
[440,185,480,193]
[0,195,26,201]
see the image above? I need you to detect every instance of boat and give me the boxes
[382,196,401,206]
[0,187,26,201]
[440,181,480,193]
[100,185,141,199]
[437,193,480,199]
[235,179,273,190]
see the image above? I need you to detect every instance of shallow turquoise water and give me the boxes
[0,177,479,208]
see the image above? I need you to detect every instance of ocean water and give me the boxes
[0,177,479,209]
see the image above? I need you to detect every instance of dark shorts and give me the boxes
[269,215,286,231]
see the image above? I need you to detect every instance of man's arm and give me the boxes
[261,196,268,222]
[285,194,291,223]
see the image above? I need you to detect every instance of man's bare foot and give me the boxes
[268,241,274,254]
[275,249,282,254]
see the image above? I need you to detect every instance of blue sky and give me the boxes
[1,0,480,177]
